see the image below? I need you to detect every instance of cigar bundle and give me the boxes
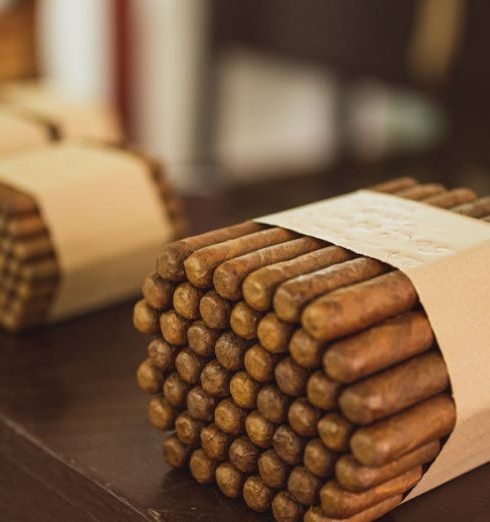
[134,177,490,521]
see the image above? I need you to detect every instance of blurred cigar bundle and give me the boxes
[134,177,490,522]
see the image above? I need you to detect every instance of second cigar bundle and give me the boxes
[133,177,490,522]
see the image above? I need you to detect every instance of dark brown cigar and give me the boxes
[186,386,216,422]
[172,282,205,320]
[200,360,231,397]
[187,319,220,357]
[189,449,217,484]
[201,424,232,461]
[230,371,260,409]
[133,299,160,335]
[17,258,58,281]
[318,413,354,452]
[290,329,325,368]
[136,359,164,394]
[199,290,232,330]
[228,436,260,473]
[230,301,264,340]
[215,398,247,435]
[307,371,341,411]
[159,310,191,345]
[339,352,449,425]
[273,425,305,465]
[257,384,290,424]
[422,187,476,207]
[275,357,310,397]
[351,394,456,466]
[324,311,434,383]
[216,462,244,498]
[184,227,297,288]
[272,491,304,522]
[162,435,191,468]
[147,338,177,372]
[147,397,176,430]
[242,475,273,512]
[288,466,322,505]
[15,280,56,300]
[257,312,294,353]
[163,372,191,407]
[245,410,275,448]
[304,438,337,479]
[453,195,490,217]
[336,440,440,492]
[11,236,53,261]
[244,344,279,383]
[175,347,206,384]
[0,184,37,214]
[215,331,248,371]
[288,398,321,437]
[142,271,174,310]
[175,411,204,446]
[258,449,289,488]
[158,221,263,281]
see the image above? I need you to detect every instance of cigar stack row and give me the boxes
[134,177,490,521]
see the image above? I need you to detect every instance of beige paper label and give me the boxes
[256,190,490,499]
[0,109,50,154]
[0,143,172,320]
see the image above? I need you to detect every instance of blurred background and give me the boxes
[2,0,490,228]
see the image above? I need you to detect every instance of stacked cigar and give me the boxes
[134,177,490,521]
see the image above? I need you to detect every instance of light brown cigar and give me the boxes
[275,356,310,397]
[273,425,305,465]
[320,467,422,518]
[318,413,354,452]
[199,290,231,330]
[215,331,248,371]
[162,435,192,469]
[288,466,322,505]
[175,411,204,446]
[16,258,59,282]
[172,282,205,320]
[230,371,261,410]
[11,236,53,260]
[184,227,298,288]
[396,182,444,200]
[215,398,247,435]
[133,299,160,335]
[147,397,176,430]
[304,439,337,479]
[258,449,290,489]
[186,386,216,422]
[453,196,490,217]
[257,312,294,354]
[304,494,402,522]
[190,448,217,484]
[230,301,264,340]
[302,271,418,342]
[243,246,355,312]
[274,258,387,323]
[423,187,476,207]
[147,338,177,372]
[290,329,325,368]
[272,491,304,522]
[159,310,191,345]
[200,360,231,397]
[243,475,273,512]
[288,398,321,437]
[245,410,275,448]
[136,359,164,394]
[369,176,417,193]
[0,184,38,215]
[200,424,231,461]
[142,271,174,310]
[244,344,279,383]
[213,236,323,300]
[187,320,220,357]
[324,311,434,383]
[158,221,264,281]
[339,352,449,425]
[351,394,456,467]
[229,436,260,473]
[163,372,191,408]
[257,384,290,424]
[175,347,206,384]
[307,371,341,411]
[336,440,440,492]
[216,462,244,498]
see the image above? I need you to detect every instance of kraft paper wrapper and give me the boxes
[256,190,490,501]
[0,143,172,320]
[0,109,51,154]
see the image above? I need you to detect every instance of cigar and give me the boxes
[163,372,191,408]
[302,271,418,342]
[230,301,264,340]
[215,331,248,371]
[318,413,354,452]
[256,312,294,354]
[184,227,298,288]
[350,394,456,466]
[324,311,434,383]
[172,282,205,320]
[274,357,310,397]
[216,462,244,498]
[336,440,440,492]
[242,475,273,512]
[159,310,191,345]
[273,425,305,465]
[0,185,38,215]
[11,236,53,260]
[288,398,321,437]
[258,449,290,488]
[199,290,232,330]
[288,466,322,505]
[228,436,260,473]
[189,448,217,484]
[175,411,204,446]
[15,280,56,300]
[133,299,160,335]
[422,187,476,208]
[274,258,387,323]
[214,398,247,435]
[16,258,58,282]
[320,467,422,518]
[245,410,275,448]
[158,221,263,281]
[307,371,341,411]
[272,491,304,522]
[136,359,164,394]
[147,397,176,430]
[369,176,417,193]
[187,320,220,357]
[230,371,261,409]
[257,384,290,424]
[142,271,175,310]
[213,236,323,300]
[453,195,490,217]
[175,347,206,384]
[186,386,216,422]
[339,352,449,425]
[200,424,232,461]
[244,343,279,383]
[304,438,337,479]
[200,360,231,397]
[396,183,444,200]
[290,329,325,368]
[147,337,177,372]
[162,434,192,468]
